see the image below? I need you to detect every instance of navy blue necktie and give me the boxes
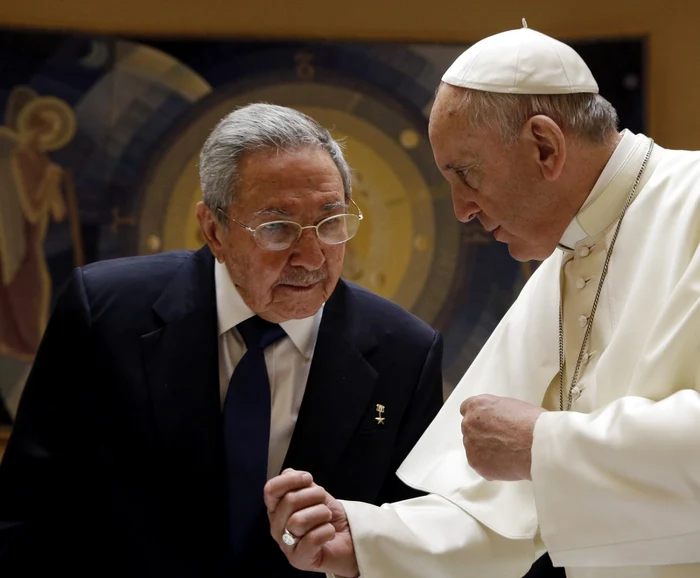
[223,315,286,561]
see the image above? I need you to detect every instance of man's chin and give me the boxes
[506,240,539,263]
[507,242,555,263]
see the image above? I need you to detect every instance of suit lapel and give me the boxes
[141,247,222,474]
[282,281,378,485]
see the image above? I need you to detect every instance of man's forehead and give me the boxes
[237,149,343,196]
[431,83,469,117]
[430,96,472,144]
[430,117,478,164]
[251,198,345,218]
[236,184,345,217]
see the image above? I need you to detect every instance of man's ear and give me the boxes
[520,115,567,182]
[196,202,226,263]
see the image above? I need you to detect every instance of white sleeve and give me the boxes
[533,391,700,568]
[532,243,700,568]
[339,494,540,578]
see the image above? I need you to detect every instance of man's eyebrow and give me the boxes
[322,201,347,212]
[250,201,346,220]
[445,160,479,172]
[251,207,292,218]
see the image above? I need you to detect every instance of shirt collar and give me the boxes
[558,129,639,250]
[214,260,323,360]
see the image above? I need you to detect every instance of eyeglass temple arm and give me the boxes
[349,197,363,220]
[216,208,257,233]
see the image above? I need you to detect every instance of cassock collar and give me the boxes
[214,259,323,360]
[558,129,653,251]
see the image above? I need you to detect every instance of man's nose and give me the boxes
[452,192,480,223]
[289,228,326,269]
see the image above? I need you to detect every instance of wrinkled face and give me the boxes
[429,85,564,261]
[201,147,347,323]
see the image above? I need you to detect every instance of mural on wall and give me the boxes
[0,84,83,422]
[0,29,646,425]
[0,88,83,352]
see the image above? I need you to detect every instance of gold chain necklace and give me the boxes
[559,140,654,411]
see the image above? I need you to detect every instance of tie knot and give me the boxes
[236,315,286,350]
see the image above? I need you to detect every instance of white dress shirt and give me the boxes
[558,129,636,250]
[544,128,640,414]
[214,260,323,480]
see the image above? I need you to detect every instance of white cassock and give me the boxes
[337,129,700,578]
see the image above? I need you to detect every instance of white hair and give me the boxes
[451,86,619,145]
[199,103,352,226]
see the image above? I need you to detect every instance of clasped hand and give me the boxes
[264,468,359,578]
[265,395,544,576]
[460,394,546,481]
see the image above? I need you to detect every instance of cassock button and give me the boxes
[571,386,582,401]
[575,277,586,289]
[578,315,588,328]
[578,246,591,258]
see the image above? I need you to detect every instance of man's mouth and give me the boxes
[282,282,318,289]
[278,279,325,291]
[277,268,328,290]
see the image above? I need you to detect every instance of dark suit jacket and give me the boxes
[0,246,445,577]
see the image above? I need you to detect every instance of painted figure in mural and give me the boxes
[0,86,79,359]
[0,86,81,421]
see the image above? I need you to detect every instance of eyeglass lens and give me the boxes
[254,214,360,250]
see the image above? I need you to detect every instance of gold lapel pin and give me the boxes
[375,404,385,425]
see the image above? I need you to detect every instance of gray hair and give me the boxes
[451,86,619,145]
[199,103,352,226]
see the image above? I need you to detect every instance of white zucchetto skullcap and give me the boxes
[442,19,599,95]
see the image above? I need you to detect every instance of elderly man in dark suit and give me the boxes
[0,103,444,577]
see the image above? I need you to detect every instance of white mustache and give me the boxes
[278,269,328,286]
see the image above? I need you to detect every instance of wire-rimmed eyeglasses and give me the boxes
[217,198,363,251]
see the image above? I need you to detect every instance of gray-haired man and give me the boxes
[0,103,444,577]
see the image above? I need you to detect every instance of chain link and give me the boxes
[559,140,654,411]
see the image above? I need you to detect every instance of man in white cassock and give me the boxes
[263,23,700,578]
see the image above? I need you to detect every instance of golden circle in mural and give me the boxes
[146,234,162,253]
[413,234,431,252]
[399,129,420,150]
[16,96,77,152]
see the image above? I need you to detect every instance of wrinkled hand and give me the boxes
[264,469,359,578]
[460,394,546,481]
